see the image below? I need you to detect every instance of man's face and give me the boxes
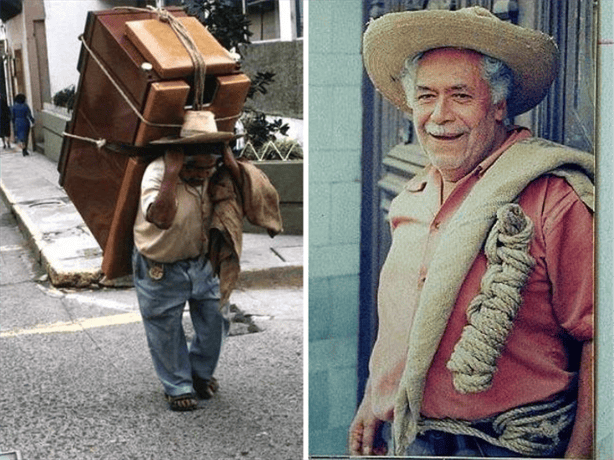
[408,48,507,182]
[180,154,218,186]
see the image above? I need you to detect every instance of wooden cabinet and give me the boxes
[59,8,250,279]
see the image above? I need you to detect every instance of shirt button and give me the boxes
[418,267,427,286]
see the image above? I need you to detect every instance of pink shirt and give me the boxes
[368,128,594,421]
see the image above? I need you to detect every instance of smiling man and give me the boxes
[350,7,595,458]
[408,48,508,187]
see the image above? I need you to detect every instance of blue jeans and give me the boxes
[133,250,229,397]
[405,431,524,457]
[381,424,527,457]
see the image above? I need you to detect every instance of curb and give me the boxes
[238,265,303,289]
[14,203,103,288]
[1,181,104,288]
[2,169,302,290]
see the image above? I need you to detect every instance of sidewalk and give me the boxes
[0,146,303,289]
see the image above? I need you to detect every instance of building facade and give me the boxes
[1,0,142,150]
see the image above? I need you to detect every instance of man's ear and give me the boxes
[494,99,508,122]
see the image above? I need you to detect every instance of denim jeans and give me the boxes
[133,249,229,397]
[405,431,525,457]
[382,423,528,458]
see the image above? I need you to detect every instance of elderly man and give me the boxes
[133,112,282,411]
[350,7,594,458]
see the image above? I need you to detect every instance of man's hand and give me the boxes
[348,397,387,456]
[146,148,184,229]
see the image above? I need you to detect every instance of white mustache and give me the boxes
[425,123,469,137]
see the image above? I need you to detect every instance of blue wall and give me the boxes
[308,0,364,455]
[596,1,614,458]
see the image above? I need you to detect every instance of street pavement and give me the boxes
[0,145,304,460]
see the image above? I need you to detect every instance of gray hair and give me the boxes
[400,49,514,109]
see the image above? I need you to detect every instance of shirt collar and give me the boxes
[475,126,532,177]
[405,166,431,192]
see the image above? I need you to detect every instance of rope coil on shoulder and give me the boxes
[446,203,536,394]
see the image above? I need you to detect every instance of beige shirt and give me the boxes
[133,157,212,263]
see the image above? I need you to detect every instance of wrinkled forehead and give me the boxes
[413,48,489,90]
[415,48,484,73]
[422,47,485,60]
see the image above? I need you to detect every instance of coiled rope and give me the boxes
[419,392,577,456]
[446,203,536,394]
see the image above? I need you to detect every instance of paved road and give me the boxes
[1,198,304,460]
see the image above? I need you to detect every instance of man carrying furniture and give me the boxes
[133,111,282,411]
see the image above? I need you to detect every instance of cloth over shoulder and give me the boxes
[393,137,594,454]
[209,159,283,304]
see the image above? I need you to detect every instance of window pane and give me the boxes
[247,0,280,40]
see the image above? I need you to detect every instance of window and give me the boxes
[233,0,303,41]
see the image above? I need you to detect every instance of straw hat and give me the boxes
[150,110,237,145]
[362,6,559,117]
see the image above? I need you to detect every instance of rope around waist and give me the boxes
[418,391,577,457]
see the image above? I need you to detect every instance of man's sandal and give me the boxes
[164,393,198,412]
[192,374,219,400]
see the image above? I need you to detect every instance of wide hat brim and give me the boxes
[362,7,559,117]
[149,131,237,145]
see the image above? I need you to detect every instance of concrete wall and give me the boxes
[41,103,70,163]
[240,39,303,119]
[308,0,363,455]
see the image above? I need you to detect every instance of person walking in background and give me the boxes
[11,93,35,156]
[1,94,12,149]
